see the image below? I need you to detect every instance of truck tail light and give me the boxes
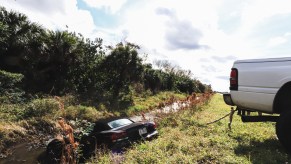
[230,68,238,90]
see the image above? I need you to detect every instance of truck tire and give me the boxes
[276,110,291,153]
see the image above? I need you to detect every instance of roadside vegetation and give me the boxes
[0,6,212,157]
[0,90,188,157]
[1,5,289,164]
[126,91,187,115]
[93,94,291,163]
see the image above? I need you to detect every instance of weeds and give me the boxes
[120,94,291,163]
[126,91,187,115]
[24,98,59,118]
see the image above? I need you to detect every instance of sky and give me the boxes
[2,0,291,92]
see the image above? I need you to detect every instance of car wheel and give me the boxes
[46,138,65,163]
[276,110,291,153]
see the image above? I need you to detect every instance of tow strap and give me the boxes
[206,107,237,131]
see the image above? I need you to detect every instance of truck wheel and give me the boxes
[276,110,291,152]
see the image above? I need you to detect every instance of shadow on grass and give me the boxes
[234,138,291,163]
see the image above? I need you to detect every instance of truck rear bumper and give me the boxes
[223,93,235,106]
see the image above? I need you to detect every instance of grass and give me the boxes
[0,91,185,156]
[2,93,289,163]
[93,94,291,163]
[126,91,187,115]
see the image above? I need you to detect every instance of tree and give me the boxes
[100,42,144,108]
[0,6,45,73]
[36,31,104,95]
[0,6,106,95]
[0,6,212,107]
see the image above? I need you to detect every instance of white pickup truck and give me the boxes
[223,57,291,152]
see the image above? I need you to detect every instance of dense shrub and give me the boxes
[64,105,111,122]
[23,98,59,118]
[0,70,25,103]
[0,104,25,121]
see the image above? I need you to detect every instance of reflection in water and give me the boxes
[0,143,46,164]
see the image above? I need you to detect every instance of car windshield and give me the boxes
[107,118,133,129]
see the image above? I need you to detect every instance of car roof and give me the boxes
[95,117,132,124]
[92,117,133,131]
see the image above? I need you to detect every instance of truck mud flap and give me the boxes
[241,115,279,122]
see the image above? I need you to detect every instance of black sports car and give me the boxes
[94,117,158,148]
[79,117,158,160]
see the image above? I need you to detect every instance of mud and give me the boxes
[0,143,46,164]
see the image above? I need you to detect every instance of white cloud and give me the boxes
[75,0,291,91]
[2,0,66,15]
[240,0,291,33]
[2,0,291,91]
[82,0,128,14]
[1,0,95,37]
[268,36,287,47]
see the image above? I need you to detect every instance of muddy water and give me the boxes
[0,143,46,164]
[130,100,193,122]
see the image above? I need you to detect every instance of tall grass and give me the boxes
[126,91,187,115]
[93,94,291,163]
